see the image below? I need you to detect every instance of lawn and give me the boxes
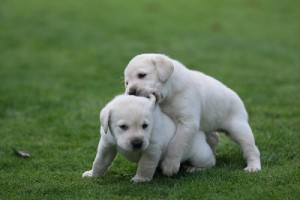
[0,0,299,199]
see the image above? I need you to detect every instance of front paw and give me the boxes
[131,174,152,183]
[244,163,261,172]
[82,170,94,178]
[161,157,180,176]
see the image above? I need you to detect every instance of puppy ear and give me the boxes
[100,106,111,134]
[148,93,161,109]
[152,56,174,83]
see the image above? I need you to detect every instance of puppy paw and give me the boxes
[161,158,180,176]
[183,166,205,173]
[131,175,152,183]
[244,163,261,172]
[82,170,93,178]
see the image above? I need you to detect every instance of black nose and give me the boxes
[131,139,143,149]
[128,88,137,95]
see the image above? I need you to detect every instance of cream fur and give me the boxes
[82,94,215,182]
[124,54,261,176]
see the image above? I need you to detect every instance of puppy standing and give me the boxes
[124,54,261,176]
[82,94,215,182]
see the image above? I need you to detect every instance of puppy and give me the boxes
[124,54,261,176]
[82,94,215,182]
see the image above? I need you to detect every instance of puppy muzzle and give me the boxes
[127,87,163,102]
[131,139,144,150]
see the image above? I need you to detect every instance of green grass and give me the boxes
[0,0,299,199]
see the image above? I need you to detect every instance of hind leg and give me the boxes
[183,131,216,173]
[206,131,219,154]
[225,119,261,172]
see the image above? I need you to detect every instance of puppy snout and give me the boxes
[128,88,137,95]
[128,88,137,96]
[131,139,143,149]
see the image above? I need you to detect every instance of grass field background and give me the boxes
[0,0,299,199]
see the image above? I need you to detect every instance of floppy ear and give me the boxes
[148,93,161,109]
[100,106,111,134]
[148,94,156,110]
[151,55,174,83]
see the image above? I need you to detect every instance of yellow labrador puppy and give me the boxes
[124,54,261,176]
[82,94,215,182]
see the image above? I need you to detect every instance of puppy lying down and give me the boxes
[82,94,215,182]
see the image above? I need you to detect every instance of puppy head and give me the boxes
[100,95,157,152]
[124,54,174,101]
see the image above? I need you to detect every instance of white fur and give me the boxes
[124,54,261,176]
[82,94,215,182]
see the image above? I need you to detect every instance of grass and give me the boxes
[0,0,299,199]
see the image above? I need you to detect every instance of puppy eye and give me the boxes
[142,123,148,129]
[125,81,128,86]
[119,125,128,131]
[137,73,147,79]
